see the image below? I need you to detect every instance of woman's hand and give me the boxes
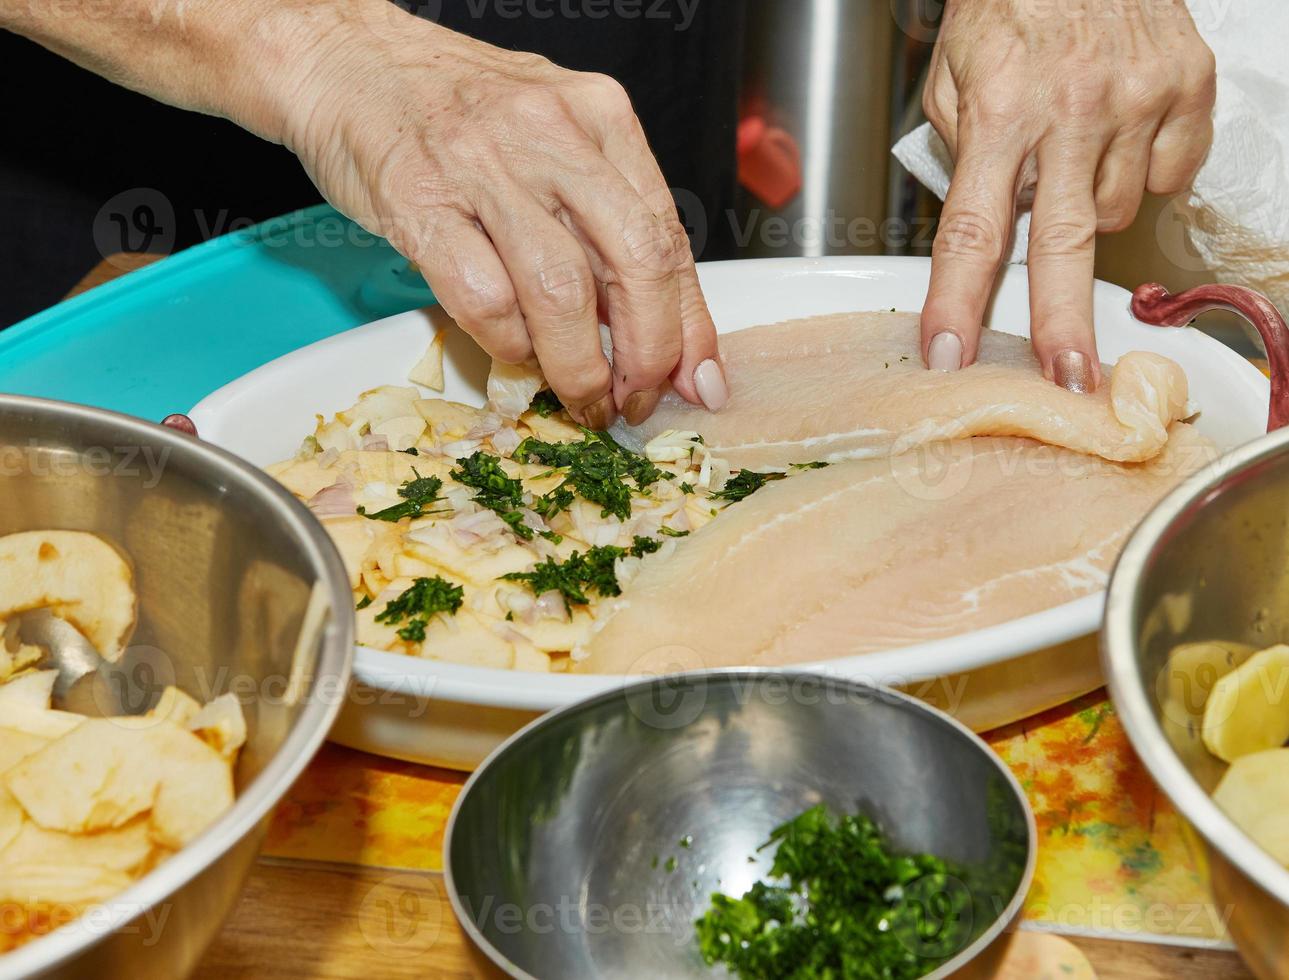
[920,0,1216,391]
[268,1,725,428]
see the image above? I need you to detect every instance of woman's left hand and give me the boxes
[920,0,1217,391]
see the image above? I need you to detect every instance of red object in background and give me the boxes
[737,116,803,210]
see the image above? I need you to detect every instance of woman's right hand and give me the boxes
[263,0,727,428]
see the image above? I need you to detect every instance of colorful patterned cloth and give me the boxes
[263,690,1225,943]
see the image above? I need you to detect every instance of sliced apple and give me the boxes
[0,670,57,711]
[1,815,154,875]
[5,719,162,832]
[186,693,247,760]
[408,331,446,391]
[0,531,135,661]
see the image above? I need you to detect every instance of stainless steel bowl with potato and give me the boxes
[0,395,354,980]
[1104,424,1289,979]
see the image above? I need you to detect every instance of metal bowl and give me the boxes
[1104,426,1289,979]
[0,396,354,980]
[445,672,1035,979]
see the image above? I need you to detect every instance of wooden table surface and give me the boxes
[63,254,1258,979]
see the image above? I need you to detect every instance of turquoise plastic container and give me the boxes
[0,204,437,420]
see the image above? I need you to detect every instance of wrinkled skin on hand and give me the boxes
[282,2,725,427]
[920,0,1216,391]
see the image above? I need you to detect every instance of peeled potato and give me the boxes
[1163,641,1256,718]
[1214,748,1289,865]
[0,531,135,661]
[1202,644,1289,762]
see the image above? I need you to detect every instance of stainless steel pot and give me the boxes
[0,396,354,979]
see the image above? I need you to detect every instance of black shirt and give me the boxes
[0,0,744,325]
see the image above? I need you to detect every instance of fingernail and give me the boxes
[693,359,729,412]
[1054,350,1093,394]
[580,393,617,431]
[621,388,662,427]
[927,332,963,372]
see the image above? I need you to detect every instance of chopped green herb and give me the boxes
[695,806,973,980]
[631,535,662,556]
[355,595,373,610]
[358,470,444,522]
[679,835,693,849]
[691,434,705,445]
[515,429,664,522]
[500,538,659,612]
[790,461,830,471]
[665,856,678,873]
[711,470,788,504]
[375,575,465,643]
[451,452,534,540]
[659,527,689,538]
[530,389,563,418]
[402,447,420,456]
[680,482,696,495]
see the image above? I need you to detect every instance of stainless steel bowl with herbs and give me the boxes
[444,672,1035,979]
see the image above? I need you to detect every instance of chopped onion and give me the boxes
[361,433,390,452]
[307,481,357,518]
[491,426,523,457]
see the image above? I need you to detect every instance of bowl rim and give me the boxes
[1103,424,1289,911]
[443,668,1038,980]
[0,394,356,978]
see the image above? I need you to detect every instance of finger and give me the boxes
[595,94,725,411]
[1094,128,1153,233]
[1148,108,1214,195]
[1148,56,1217,195]
[550,154,685,422]
[921,136,1024,370]
[477,187,615,428]
[1027,134,1103,392]
[414,216,532,364]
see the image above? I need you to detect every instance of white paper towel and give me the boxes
[892,3,1289,311]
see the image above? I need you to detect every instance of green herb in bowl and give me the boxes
[695,805,973,979]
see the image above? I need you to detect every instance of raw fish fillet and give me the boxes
[611,312,1191,469]
[573,425,1216,674]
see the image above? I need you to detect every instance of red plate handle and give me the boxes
[1131,282,1289,433]
[161,413,198,437]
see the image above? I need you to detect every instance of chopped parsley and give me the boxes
[659,526,689,538]
[680,482,696,495]
[375,575,464,642]
[711,470,788,504]
[501,537,660,612]
[695,806,973,980]
[402,447,420,456]
[355,595,373,610]
[451,452,535,540]
[515,429,664,522]
[357,470,444,522]
[790,461,830,471]
[529,389,563,417]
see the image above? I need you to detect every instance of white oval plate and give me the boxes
[192,257,1269,740]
